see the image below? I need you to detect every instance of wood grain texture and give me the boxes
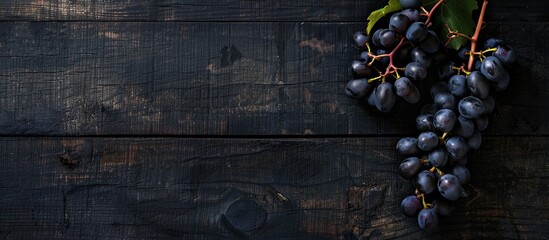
[0,0,545,22]
[0,22,546,136]
[0,137,546,239]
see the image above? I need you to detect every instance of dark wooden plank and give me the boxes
[0,22,546,136]
[0,0,545,22]
[0,137,546,239]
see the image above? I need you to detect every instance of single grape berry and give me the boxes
[400,0,421,9]
[380,30,399,48]
[445,136,469,160]
[428,148,448,168]
[448,74,468,98]
[467,71,490,99]
[434,92,456,110]
[405,62,427,81]
[418,208,439,232]
[353,31,369,49]
[493,44,516,66]
[406,22,428,43]
[394,77,421,104]
[417,131,439,152]
[416,114,434,131]
[434,108,457,132]
[453,115,475,138]
[396,137,420,156]
[480,56,505,82]
[451,165,471,184]
[401,195,422,217]
[400,9,420,22]
[458,96,485,119]
[438,174,462,201]
[389,13,410,34]
[399,157,422,179]
[345,78,371,98]
[420,30,440,54]
[415,170,437,194]
[374,82,397,112]
[483,38,505,49]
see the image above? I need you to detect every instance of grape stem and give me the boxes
[467,0,489,71]
[425,0,445,27]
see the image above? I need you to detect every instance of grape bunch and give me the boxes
[347,0,446,112]
[397,36,515,232]
[346,0,517,232]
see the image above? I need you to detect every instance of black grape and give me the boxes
[457,46,470,61]
[405,62,427,81]
[372,29,385,47]
[367,90,376,106]
[420,30,440,54]
[411,47,432,68]
[468,130,482,150]
[375,82,397,112]
[389,13,410,34]
[438,174,462,201]
[350,59,371,77]
[433,108,457,132]
[415,170,437,194]
[417,131,439,152]
[448,74,468,98]
[438,62,455,81]
[483,37,505,49]
[451,165,471,184]
[493,44,516,66]
[418,208,439,232]
[430,81,448,98]
[453,115,475,138]
[353,31,369,49]
[359,51,370,62]
[380,30,399,48]
[397,137,420,156]
[458,96,485,119]
[399,157,422,179]
[480,56,505,82]
[345,78,372,98]
[428,148,448,168]
[400,9,420,22]
[482,95,495,114]
[400,0,421,9]
[467,71,490,99]
[445,136,469,160]
[395,77,421,104]
[474,114,489,131]
[416,114,434,131]
[401,195,422,217]
[433,199,455,217]
[406,22,428,43]
[434,92,456,110]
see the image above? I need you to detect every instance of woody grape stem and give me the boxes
[467,0,489,71]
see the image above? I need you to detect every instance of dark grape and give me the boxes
[411,47,432,68]
[405,62,427,81]
[420,30,440,54]
[418,208,439,232]
[448,74,468,98]
[399,157,422,179]
[397,137,420,156]
[451,165,471,184]
[376,49,390,66]
[468,130,482,150]
[445,136,469,160]
[453,115,475,138]
[420,103,439,115]
[353,31,369,49]
[350,59,371,77]
[395,77,421,104]
[359,51,370,62]
[428,148,448,168]
[416,114,434,131]
[389,13,410,34]
[433,199,455,216]
[375,82,397,112]
[400,9,420,22]
[345,78,372,98]
[474,114,489,131]
[372,29,385,47]
[433,108,457,132]
[380,30,399,48]
[434,92,456,110]
[458,96,485,119]
[438,62,455,81]
[406,22,428,43]
[430,81,448,98]
[493,44,516,66]
[467,71,490,99]
[401,195,422,217]
[367,90,376,106]
[438,174,462,201]
[483,38,505,49]
[457,46,470,61]
[415,170,437,194]
[417,132,439,152]
[400,0,421,9]
[480,56,505,82]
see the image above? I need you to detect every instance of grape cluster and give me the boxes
[347,0,446,112]
[346,0,516,232]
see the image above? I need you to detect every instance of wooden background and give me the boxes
[0,0,547,239]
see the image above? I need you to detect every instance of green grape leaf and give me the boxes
[422,0,478,50]
[366,0,403,34]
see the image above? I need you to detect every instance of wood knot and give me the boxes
[223,198,267,233]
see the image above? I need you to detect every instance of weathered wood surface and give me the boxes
[0,0,545,22]
[0,22,546,136]
[0,137,547,239]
